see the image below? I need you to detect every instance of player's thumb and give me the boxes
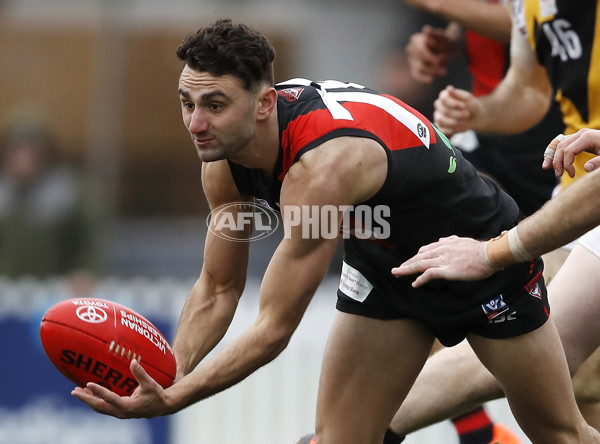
[130,359,155,387]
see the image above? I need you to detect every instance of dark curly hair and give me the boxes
[176,19,276,91]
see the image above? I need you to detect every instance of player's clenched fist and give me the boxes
[433,85,482,137]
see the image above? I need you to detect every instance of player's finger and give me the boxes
[585,157,600,172]
[432,122,457,137]
[434,89,469,122]
[392,260,424,276]
[393,253,444,275]
[542,134,563,174]
[555,134,580,177]
[410,268,443,287]
[72,385,94,396]
[85,381,123,403]
[438,86,468,110]
[445,85,473,102]
[130,359,158,388]
[542,136,558,168]
[72,385,121,416]
[432,115,463,137]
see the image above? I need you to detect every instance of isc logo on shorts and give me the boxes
[482,295,510,320]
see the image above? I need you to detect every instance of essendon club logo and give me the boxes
[278,87,304,101]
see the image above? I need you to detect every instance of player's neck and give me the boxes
[230,113,279,173]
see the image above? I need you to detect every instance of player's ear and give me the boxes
[257,86,277,120]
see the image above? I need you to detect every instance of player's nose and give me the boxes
[188,109,210,134]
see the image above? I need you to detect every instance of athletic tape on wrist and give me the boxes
[507,226,532,263]
[485,231,511,270]
[483,241,495,269]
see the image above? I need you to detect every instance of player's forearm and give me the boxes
[474,77,551,135]
[519,168,600,255]
[172,274,241,377]
[486,168,600,268]
[426,0,511,42]
[168,319,293,411]
[169,243,331,411]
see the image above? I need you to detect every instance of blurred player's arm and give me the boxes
[404,0,511,42]
[433,2,553,136]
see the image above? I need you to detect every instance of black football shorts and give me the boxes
[336,257,549,347]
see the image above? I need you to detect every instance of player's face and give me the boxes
[178,65,258,162]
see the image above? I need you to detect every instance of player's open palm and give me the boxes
[433,85,481,137]
[71,359,173,419]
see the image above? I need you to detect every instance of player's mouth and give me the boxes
[194,136,214,148]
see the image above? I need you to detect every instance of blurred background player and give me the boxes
[0,116,103,295]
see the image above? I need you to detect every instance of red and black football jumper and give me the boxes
[228,79,549,346]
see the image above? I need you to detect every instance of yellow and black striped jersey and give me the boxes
[513,0,599,184]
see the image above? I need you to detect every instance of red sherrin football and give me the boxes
[40,298,176,396]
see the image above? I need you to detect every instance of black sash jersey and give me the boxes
[228,80,542,334]
[229,79,519,256]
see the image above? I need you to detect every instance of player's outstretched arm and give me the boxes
[72,160,253,418]
[393,165,600,286]
[403,0,511,42]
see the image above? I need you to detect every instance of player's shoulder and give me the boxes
[285,136,387,203]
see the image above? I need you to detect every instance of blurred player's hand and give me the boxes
[542,129,600,177]
[433,85,481,136]
[405,25,456,83]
